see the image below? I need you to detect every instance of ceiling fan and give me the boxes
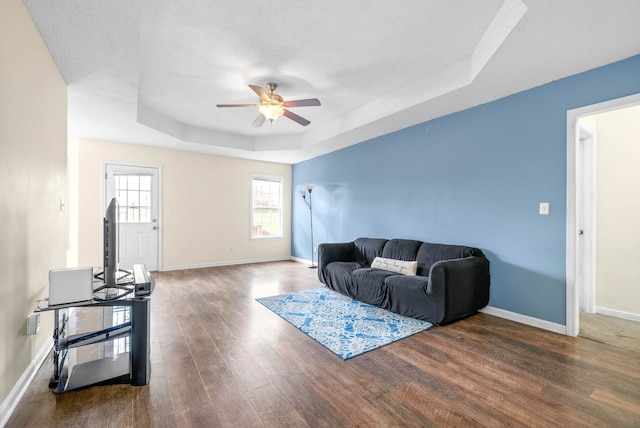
[216,83,321,127]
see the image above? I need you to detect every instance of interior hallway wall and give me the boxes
[0,0,67,410]
[593,105,640,317]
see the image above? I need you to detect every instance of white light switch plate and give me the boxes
[539,202,550,215]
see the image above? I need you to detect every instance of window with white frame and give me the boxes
[114,174,152,223]
[251,176,283,238]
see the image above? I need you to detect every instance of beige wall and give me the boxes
[593,105,640,316]
[0,0,67,407]
[72,139,292,270]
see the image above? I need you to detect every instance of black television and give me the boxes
[103,197,119,288]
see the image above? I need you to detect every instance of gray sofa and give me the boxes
[318,238,490,324]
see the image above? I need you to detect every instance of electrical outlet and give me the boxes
[27,312,40,335]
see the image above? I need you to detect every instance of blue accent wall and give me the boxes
[292,54,640,325]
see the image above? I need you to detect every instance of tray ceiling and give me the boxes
[24,0,640,163]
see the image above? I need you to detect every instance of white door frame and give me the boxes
[566,92,640,336]
[576,123,596,315]
[102,161,163,272]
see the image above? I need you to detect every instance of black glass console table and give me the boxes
[37,289,151,394]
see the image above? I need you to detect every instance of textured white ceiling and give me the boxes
[23,0,640,163]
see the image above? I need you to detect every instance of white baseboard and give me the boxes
[289,256,316,266]
[595,306,640,323]
[480,306,567,335]
[0,337,52,428]
[162,256,294,272]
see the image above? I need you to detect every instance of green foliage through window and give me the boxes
[252,176,283,238]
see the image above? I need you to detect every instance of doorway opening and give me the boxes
[566,93,640,338]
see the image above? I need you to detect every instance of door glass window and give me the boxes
[115,174,152,223]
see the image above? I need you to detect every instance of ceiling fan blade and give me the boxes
[216,104,259,108]
[284,98,321,108]
[283,109,311,126]
[252,114,266,127]
[249,85,271,103]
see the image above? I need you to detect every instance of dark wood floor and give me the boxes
[7,261,640,427]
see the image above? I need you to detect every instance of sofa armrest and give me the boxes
[428,256,490,324]
[317,242,356,284]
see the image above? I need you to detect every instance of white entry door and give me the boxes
[105,164,160,272]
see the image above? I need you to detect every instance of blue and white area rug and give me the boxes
[256,287,433,360]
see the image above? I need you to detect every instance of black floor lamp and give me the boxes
[300,184,316,268]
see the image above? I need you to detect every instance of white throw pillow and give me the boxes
[371,257,417,276]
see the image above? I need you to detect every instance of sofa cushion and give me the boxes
[350,268,396,306]
[382,275,436,322]
[416,243,484,276]
[381,239,422,261]
[324,262,360,297]
[354,238,388,265]
[371,257,417,276]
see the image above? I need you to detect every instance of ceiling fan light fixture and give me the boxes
[217,83,319,127]
[259,103,284,121]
